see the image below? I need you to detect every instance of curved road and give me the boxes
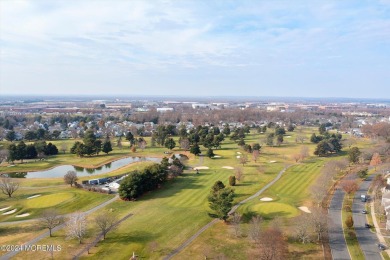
[163,165,292,260]
[0,195,119,260]
[328,188,351,260]
[352,174,382,260]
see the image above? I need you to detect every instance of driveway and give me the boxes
[328,188,351,260]
[352,175,382,260]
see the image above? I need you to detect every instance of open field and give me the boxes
[2,127,374,259]
[0,186,113,222]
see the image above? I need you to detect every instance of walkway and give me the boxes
[163,165,292,260]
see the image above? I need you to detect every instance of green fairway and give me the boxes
[0,187,113,222]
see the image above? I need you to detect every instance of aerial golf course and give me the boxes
[0,127,369,259]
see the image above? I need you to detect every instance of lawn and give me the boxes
[5,127,371,259]
[0,186,113,222]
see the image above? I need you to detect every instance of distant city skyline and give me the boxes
[1,1,389,98]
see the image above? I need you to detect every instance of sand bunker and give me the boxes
[2,209,17,215]
[236,152,242,154]
[27,194,42,199]
[298,206,311,213]
[222,166,234,169]
[0,206,11,212]
[194,166,209,170]
[260,197,273,202]
[236,156,241,159]
[15,213,30,218]
[286,136,291,138]
[269,160,277,163]
[213,156,221,158]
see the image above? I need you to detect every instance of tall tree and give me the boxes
[125,131,135,147]
[370,153,382,170]
[164,138,176,150]
[348,147,361,164]
[208,181,234,221]
[190,143,201,156]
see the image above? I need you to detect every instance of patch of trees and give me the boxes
[119,156,184,200]
[313,132,343,157]
[7,141,58,163]
[70,130,111,157]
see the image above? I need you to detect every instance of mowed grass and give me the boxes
[15,131,289,259]
[0,186,113,222]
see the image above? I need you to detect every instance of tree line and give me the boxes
[7,141,58,163]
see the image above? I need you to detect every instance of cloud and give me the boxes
[0,0,389,97]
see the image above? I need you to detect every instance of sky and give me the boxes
[0,0,389,98]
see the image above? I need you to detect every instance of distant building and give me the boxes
[156,108,174,112]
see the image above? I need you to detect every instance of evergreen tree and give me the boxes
[190,143,201,156]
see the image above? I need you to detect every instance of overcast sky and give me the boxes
[0,0,389,98]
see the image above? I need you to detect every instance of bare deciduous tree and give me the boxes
[252,150,260,163]
[64,171,78,187]
[0,177,19,197]
[179,138,190,151]
[40,209,63,237]
[138,140,147,151]
[94,212,117,240]
[300,146,310,161]
[253,228,288,260]
[234,167,244,182]
[239,153,249,166]
[65,212,87,244]
[296,135,306,144]
[341,180,359,198]
[291,154,301,163]
[0,149,9,163]
[310,184,328,207]
[231,212,242,237]
[60,143,68,154]
[249,215,262,243]
[310,208,328,241]
[294,214,311,244]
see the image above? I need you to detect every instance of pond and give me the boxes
[21,156,164,178]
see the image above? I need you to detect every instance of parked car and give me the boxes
[378,243,386,250]
[362,210,368,214]
[365,223,372,228]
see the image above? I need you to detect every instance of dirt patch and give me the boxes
[194,166,209,170]
[27,194,41,199]
[298,206,311,213]
[15,213,30,218]
[2,209,17,215]
[260,197,273,202]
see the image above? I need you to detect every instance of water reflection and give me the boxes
[24,155,176,178]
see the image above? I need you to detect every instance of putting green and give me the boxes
[251,202,299,218]
[24,193,74,208]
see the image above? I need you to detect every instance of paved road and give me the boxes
[328,188,351,260]
[352,174,382,260]
[0,195,119,260]
[163,165,292,260]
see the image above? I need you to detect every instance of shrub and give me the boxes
[229,176,236,186]
[345,216,354,229]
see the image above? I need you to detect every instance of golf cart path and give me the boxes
[0,195,119,260]
[163,165,292,260]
